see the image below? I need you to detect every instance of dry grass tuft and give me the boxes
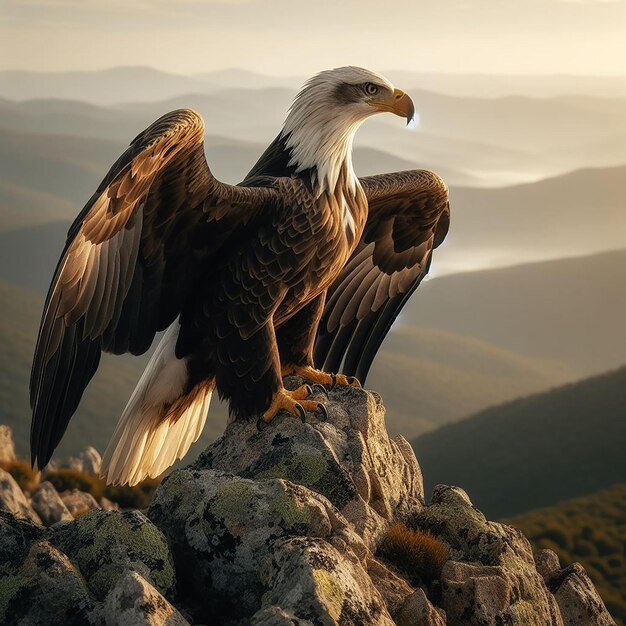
[45,468,159,510]
[1,459,40,493]
[378,523,449,584]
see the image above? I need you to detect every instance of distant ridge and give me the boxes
[403,246,626,376]
[412,366,626,518]
[2,67,626,102]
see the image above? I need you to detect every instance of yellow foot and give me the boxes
[257,385,327,430]
[282,364,361,389]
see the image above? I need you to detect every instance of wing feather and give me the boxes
[30,108,279,468]
[314,169,450,383]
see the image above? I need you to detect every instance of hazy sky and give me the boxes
[1,0,626,75]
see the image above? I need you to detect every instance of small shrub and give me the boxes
[0,460,39,493]
[44,468,104,499]
[103,478,160,510]
[44,466,160,510]
[378,523,449,584]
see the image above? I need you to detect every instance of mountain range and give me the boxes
[2,67,626,103]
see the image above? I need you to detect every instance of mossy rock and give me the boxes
[55,509,175,600]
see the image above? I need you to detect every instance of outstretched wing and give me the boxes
[314,170,449,383]
[30,108,277,468]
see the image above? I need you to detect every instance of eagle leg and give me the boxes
[257,385,327,430]
[282,364,361,389]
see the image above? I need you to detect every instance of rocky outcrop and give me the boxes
[0,467,42,524]
[64,446,102,474]
[60,488,101,516]
[0,508,175,625]
[536,550,616,626]
[31,481,74,525]
[0,424,16,463]
[104,571,189,626]
[0,383,616,625]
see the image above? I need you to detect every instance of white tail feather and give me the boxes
[100,322,212,486]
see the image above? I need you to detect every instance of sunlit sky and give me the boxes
[1,0,625,76]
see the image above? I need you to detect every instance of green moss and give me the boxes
[312,569,344,621]
[0,574,30,623]
[273,492,311,529]
[212,481,256,524]
[56,510,174,600]
[256,454,329,487]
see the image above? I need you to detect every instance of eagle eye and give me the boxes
[365,83,379,96]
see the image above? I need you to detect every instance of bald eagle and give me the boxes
[30,67,450,485]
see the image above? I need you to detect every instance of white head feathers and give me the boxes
[281,66,395,196]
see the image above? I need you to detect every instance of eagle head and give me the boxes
[282,67,415,194]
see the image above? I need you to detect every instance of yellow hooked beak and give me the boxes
[368,88,415,125]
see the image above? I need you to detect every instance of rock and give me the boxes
[62,445,102,473]
[549,563,616,626]
[60,488,101,516]
[0,467,42,524]
[0,385,616,625]
[0,509,48,574]
[149,468,366,620]
[254,535,393,625]
[395,589,447,626]
[410,485,564,626]
[535,548,562,582]
[0,508,177,625]
[100,496,120,511]
[191,378,424,548]
[367,556,414,618]
[55,509,176,601]
[0,424,16,463]
[104,570,189,626]
[0,539,102,625]
[31,481,74,525]
[79,446,103,474]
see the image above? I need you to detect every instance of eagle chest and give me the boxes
[306,185,367,291]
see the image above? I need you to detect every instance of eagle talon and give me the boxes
[311,384,328,397]
[330,373,338,389]
[316,404,328,421]
[256,417,268,432]
[295,403,306,423]
[347,376,361,388]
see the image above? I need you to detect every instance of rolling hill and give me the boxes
[0,275,569,458]
[506,485,626,626]
[3,66,626,104]
[0,67,217,104]
[0,127,434,231]
[402,248,626,376]
[412,367,626,519]
[0,278,230,462]
[1,116,625,274]
[2,86,625,187]
[369,326,569,437]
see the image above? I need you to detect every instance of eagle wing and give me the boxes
[314,170,450,383]
[30,108,278,468]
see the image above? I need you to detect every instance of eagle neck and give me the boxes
[281,110,363,199]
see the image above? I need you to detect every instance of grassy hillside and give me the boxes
[413,367,626,518]
[404,249,626,376]
[0,275,569,457]
[369,326,569,437]
[506,485,626,625]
